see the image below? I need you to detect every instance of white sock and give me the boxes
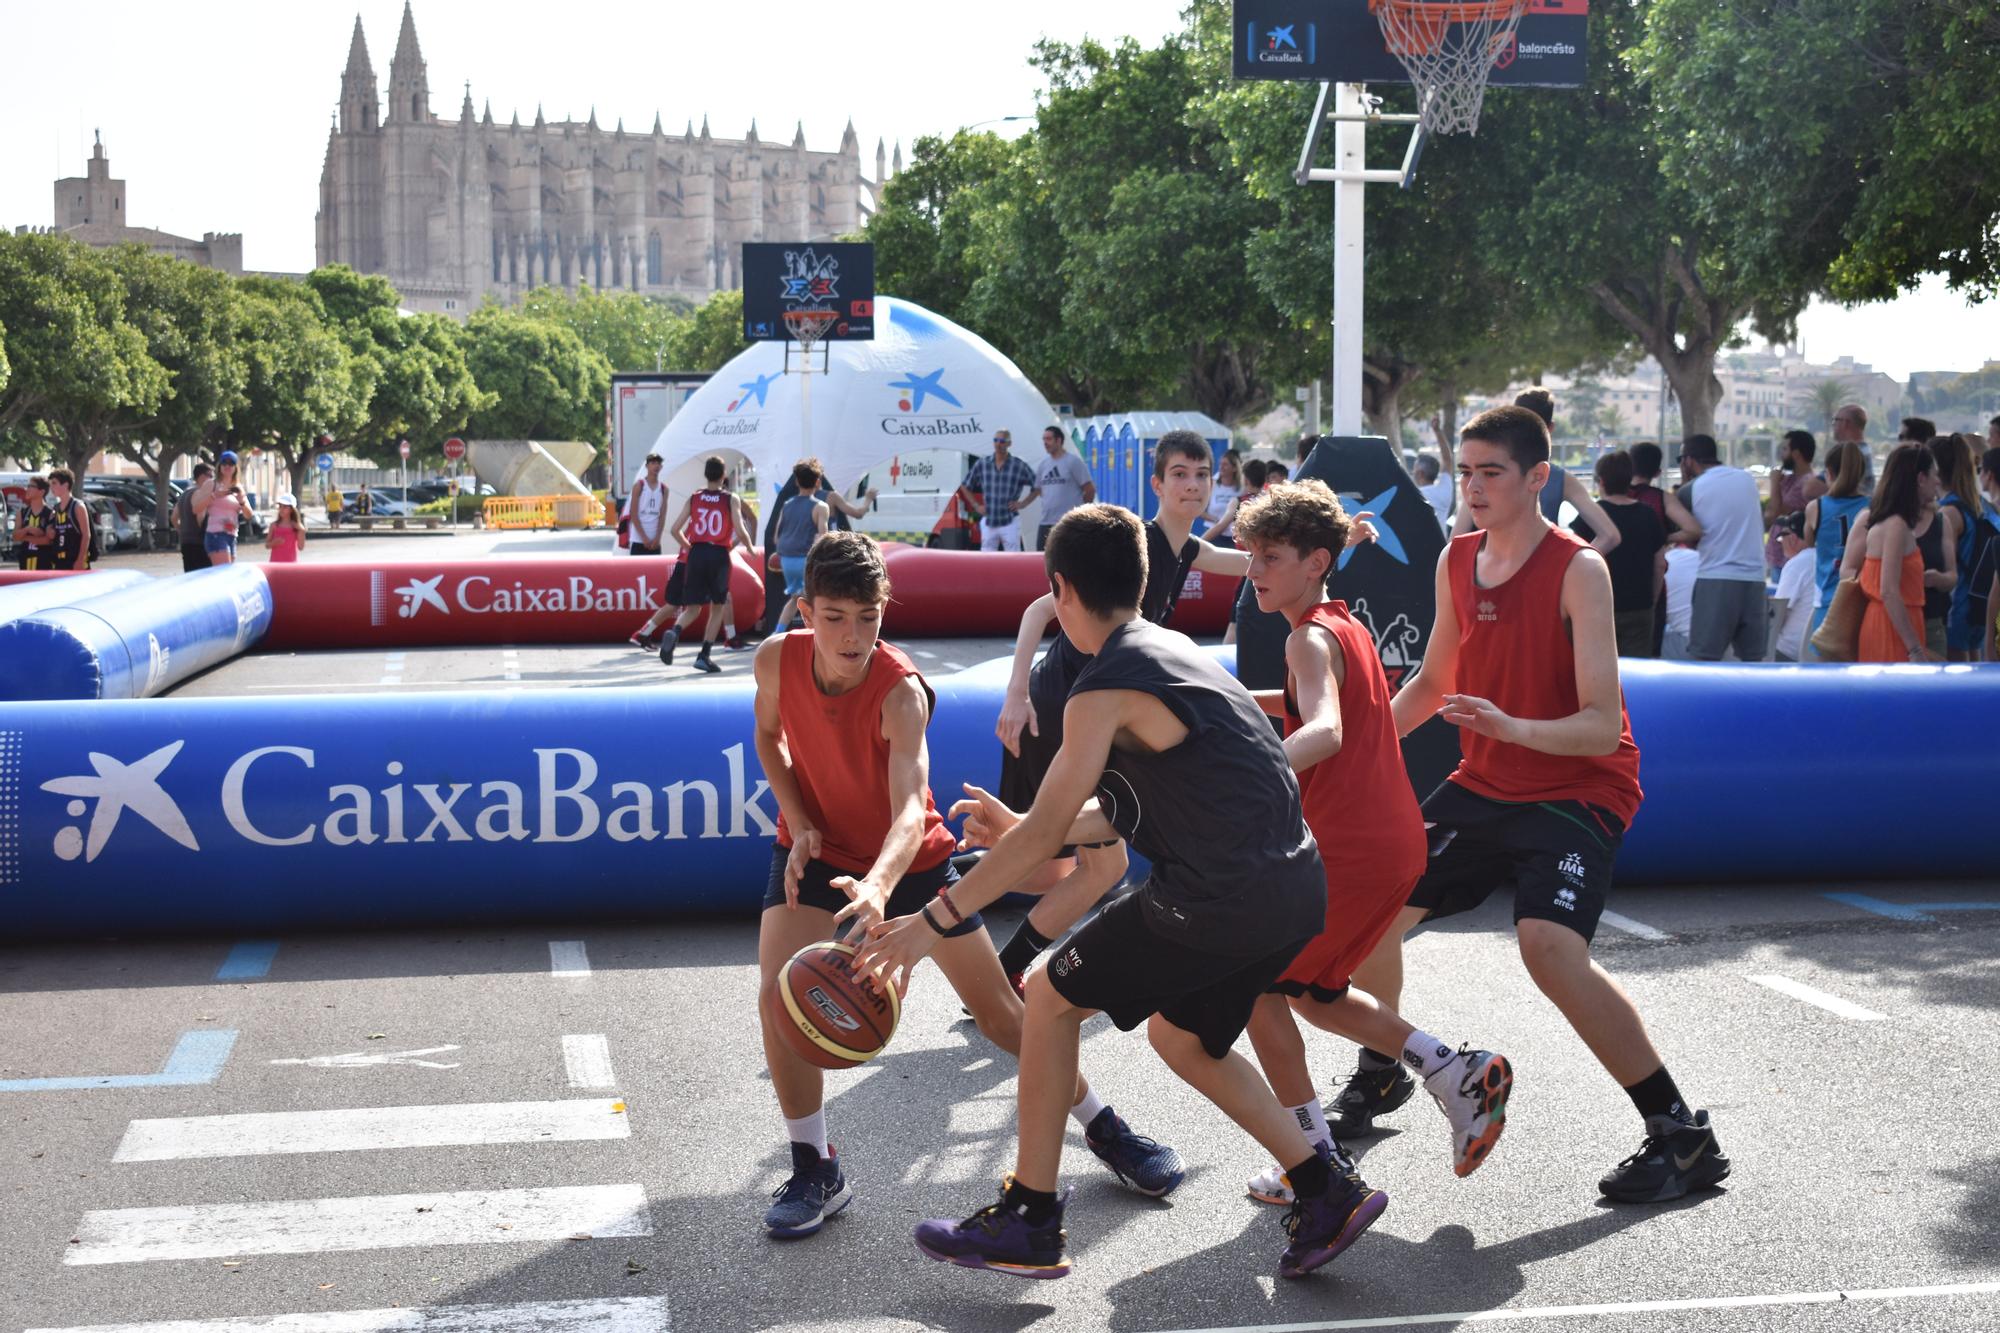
[784,1110,828,1158]
[1287,1099,1331,1148]
[1070,1088,1107,1128]
[1403,1032,1457,1079]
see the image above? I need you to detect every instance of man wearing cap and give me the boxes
[628,452,670,556]
[964,429,1039,552]
[1676,434,1768,661]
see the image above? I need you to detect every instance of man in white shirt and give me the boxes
[1830,404,1873,487]
[627,453,669,555]
[1661,547,1699,660]
[1676,434,1768,661]
[1413,454,1452,529]
[1769,512,1817,662]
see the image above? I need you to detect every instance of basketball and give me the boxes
[766,940,901,1070]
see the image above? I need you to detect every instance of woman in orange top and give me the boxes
[1848,445,1938,663]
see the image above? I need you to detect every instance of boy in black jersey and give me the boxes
[860,504,1386,1281]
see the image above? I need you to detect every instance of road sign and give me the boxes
[741,242,876,341]
[398,439,412,460]
[1232,0,1588,88]
[316,454,334,473]
[442,437,466,461]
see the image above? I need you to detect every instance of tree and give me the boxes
[461,307,611,443]
[0,233,166,475]
[230,278,369,503]
[1809,378,1853,435]
[306,266,487,469]
[517,284,690,374]
[868,130,1021,321]
[675,290,751,372]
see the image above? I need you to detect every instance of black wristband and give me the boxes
[920,902,949,935]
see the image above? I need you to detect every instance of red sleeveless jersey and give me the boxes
[687,489,734,546]
[773,632,957,876]
[1445,527,1643,824]
[1285,602,1427,885]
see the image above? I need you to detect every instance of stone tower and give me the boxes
[314,4,886,318]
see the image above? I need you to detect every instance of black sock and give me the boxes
[1357,1048,1397,1072]
[1002,1177,1060,1225]
[998,921,1055,977]
[1286,1149,1333,1200]
[1623,1066,1693,1125]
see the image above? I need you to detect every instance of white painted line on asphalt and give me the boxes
[911,649,938,659]
[1157,1279,2000,1331]
[270,1045,461,1070]
[502,644,521,682]
[113,1099,629,1162]
[26,1295,671,1332]
[549,940,591,976]
[563,1034,618,1089]
[64,1183,653,1265]
[1597,910,1669,941]
[1748,973,1887,1021]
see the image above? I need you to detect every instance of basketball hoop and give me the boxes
[1368,0,1531,135]
[782,308,838,375]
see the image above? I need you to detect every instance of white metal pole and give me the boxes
[1332,82,1367,437]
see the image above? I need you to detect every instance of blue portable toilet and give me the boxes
[1117,420,1140,514]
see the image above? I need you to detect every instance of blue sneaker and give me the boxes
[914,1177,1072,1279]
[1278,1172,1387,1279]
[1085,1106,1186,1198]
[763,1142,851,1238]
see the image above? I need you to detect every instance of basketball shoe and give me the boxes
[1085,1107,1186,1197]
[763,1142,851,1238]
[1326,1055,1415,1137]
[1247,1137,1343,1206]
[914,1176,1071,1279]
[628,631,658,650]
[1277,1168,1387,1279]
[1423,1047,1513,1178]
[1598,1111,1729,1203]
[658,629,680,666]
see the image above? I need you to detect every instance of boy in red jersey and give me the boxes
[1232,481,1513,1200]
[751,531,1181,1241]
[659,456,754,673]
[1353,406,1728,1203]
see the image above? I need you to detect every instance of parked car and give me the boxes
[349,488,415,518]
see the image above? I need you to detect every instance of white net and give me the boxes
[782,309,839,350]
[1371,0,1531,136]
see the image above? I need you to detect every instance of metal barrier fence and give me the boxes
[481,495,606,530]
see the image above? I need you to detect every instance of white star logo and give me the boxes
[395,576,450,618]
[40,742,201,863]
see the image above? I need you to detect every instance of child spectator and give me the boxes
[1769,512,1815,661]
[267,494,305,563]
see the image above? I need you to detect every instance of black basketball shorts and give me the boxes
[1405,782,1626,943]
[1043,885,1311,1060]
[760,844,983,938]
[684,542,732,605]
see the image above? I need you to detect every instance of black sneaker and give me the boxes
[763,1142,851,1238]
[1327,1058,1416,1137]
[691,652,721,674]
[1598,1110,1730,1203]
[658,630,679,666]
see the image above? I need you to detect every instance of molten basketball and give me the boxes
[767,940,901,1070]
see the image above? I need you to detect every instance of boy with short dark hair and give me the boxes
[1342,405,1729,1203]
[659,456,754,673]
[1233,481,1512,1199]
[862,504,1385,1281]
[751,530,1178,1242]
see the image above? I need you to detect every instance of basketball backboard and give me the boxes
[1232,0,1587,88]
[741,242,876,342]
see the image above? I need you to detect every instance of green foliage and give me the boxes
[677,289,751,372]
[230,276,370,496]
[517,285,689,373]
[461,307,612,442]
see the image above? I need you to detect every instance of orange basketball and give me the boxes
[766,940,901,1070]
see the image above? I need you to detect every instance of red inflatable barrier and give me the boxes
[0,570,91,587]
[261,554,765,649]
[879,547,1239,637]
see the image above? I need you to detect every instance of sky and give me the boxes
[2,1,1991,383]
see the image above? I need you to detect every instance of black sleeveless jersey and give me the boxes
[1070,618,1324,955]
[1034,518,1204,712]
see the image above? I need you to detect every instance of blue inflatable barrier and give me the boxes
[0,570,152,626]
[0,565,271,701]
[2,657,1994,939]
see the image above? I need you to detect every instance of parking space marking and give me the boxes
[562,1034,618,1089]
[65,1183,654,1264]
[214,941,278,980]
[112,1099,630,1162]
[1597,911,1668,942]
[1157,1279,2000,1331]
[0,1030,237,1093]
[25,1295,672,1332]
[548,940,591,977]
[1748,973,1887,1021]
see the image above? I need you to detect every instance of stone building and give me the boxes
[16,132,244,274]
[315,3,889,317]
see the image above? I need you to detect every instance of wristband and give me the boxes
[934,887,965,925]
[920,901,949,935]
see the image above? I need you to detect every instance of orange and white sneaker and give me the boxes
[1425,1047,1512,1178]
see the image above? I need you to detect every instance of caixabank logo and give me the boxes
[368,570,657,626]
[699,371,778,437]
[880,368,984,439]
[1247,20,1315,66]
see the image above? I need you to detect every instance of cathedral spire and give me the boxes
[793,120,807,150]
[875,136,886,183]
[483,99,493,126]
[343,15,372,79]
[387,0,428,122]
[840,117,859,155]
[587,106,598,130]
[460,80,474,124]
[534,104,545,129]
[339,14,379,133]
[653,111,664,136]
[746,118,759,146]
[699,114,711,143]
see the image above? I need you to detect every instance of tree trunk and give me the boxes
[1362,358,1421,449]
[1586,242,1738,445]
[1430,383,1460,477]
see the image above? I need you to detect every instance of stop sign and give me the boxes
[398,439,411,460]
[443,437,466,461]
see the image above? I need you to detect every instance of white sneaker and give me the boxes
[1425,1047,1513,1178]
[1246,1139,1333,1206]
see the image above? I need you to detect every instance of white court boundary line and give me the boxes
[1158,1279,2000,1331]
[25,1294,670,1332]
[1596,910,1668,941]
[563,1034,617,1089]
[1748,972,1887,1021]
[549,940,591,976]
